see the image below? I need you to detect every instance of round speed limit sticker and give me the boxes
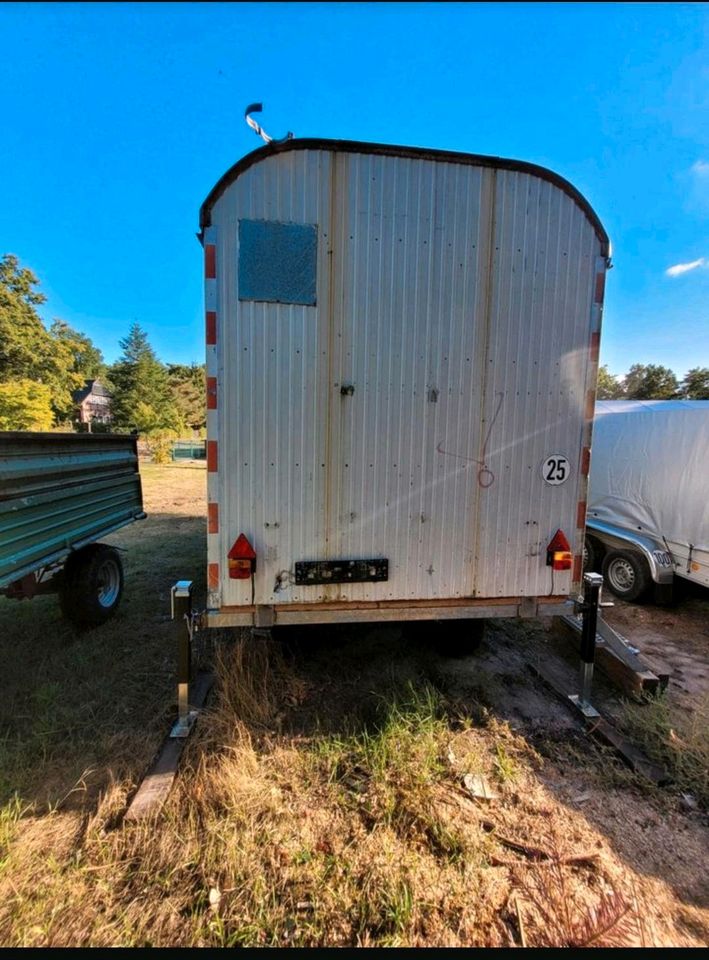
[542,454,570,485]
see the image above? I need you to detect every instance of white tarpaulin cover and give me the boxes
[588,400,709,553]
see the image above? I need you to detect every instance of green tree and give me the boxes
[109,323,183,434]
[680,367,709,400]
[168,363,206,432]
[0,379,53,430]
[0,254,53,382]
[596,364,625,399]
[623,363,679,400]
[0,254,102,421]
[50,319,105,381]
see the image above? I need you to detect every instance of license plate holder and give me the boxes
[294,559,389,585]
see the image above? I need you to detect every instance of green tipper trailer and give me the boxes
[0,432,145,626]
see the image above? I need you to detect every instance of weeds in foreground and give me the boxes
[513,844,643,947]
[0,795,25,869]
[620,692,709,808]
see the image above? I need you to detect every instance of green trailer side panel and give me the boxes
[0,432,145,588]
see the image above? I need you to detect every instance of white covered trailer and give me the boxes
[199,139,609,627]
[587,400,709,597]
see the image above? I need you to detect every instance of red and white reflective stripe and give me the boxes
[584,388,595,423]
[594,270,606,306]
[207,439,218,472]
[205,244,216,279]
[206,310,216,346]
[207,376,217,410]
[573,255,607,587]
[576,500,587,530]
[204,225,220,605]
[580,446,591,477]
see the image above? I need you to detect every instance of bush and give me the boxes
[145,431,179,464]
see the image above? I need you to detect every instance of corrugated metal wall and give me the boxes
[209,148,602,609]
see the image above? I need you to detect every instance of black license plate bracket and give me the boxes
[294,559,389,585]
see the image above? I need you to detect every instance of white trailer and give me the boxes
[586,399,709,601]
[199,138,609,629]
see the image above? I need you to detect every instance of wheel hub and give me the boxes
[97,559,121,607]
[608,557,635,592]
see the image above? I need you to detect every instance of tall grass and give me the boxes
[621,693,709,808]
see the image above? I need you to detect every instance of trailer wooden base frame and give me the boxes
[206,596,570,628]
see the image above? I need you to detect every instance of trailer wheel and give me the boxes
[602,549,651,603]
[583,536,602,573]
[60,544,124,626]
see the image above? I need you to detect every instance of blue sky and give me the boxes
[1,2,708,378]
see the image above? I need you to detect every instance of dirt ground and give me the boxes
[432,615,709,940]
[602,588,709,706]
[1,462,707,947]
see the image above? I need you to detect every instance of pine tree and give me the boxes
[596,365,625,399]
[168,363,206,432]
[109,323,183,434]
[623,363,679,400]
[680,367,709,400]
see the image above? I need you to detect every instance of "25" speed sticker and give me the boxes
[542,455,570,485]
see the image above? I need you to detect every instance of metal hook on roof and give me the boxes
[244,103,293,145]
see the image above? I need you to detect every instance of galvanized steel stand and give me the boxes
[170,580,199,738]
[124,581,214,821]
[569,572,604,719]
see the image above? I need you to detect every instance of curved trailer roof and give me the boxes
[199,137,609,256]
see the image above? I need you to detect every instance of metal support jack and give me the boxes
[568,572,603,719]
[170,580,199,738]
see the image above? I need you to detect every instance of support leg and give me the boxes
[569,572,603,719]
[170,580,198,738]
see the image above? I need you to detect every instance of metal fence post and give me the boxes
[170,580,197,738]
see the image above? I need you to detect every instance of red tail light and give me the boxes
[546,529,573,571]
[228,533,257,580]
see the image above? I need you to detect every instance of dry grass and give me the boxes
[620,692,709,809]
[512,849,644,948]
[0,633,659,948]
[0,463,206,808]
[0,463,706,946]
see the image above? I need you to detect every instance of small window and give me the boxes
[238,219,317,306]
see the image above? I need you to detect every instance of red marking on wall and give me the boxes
[207,440,218,472]
[206,311,217,345]
[585,389,595,422]
[208,502,219,534]
[205,244,216,279]
[577,500,587,529]
[594,270,606,304]
[572,555,582,583]
[207,376,217,409]
[589,331,600,364]
[581,446,591,477]
[208,562,219,590]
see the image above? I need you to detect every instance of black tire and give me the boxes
[583,535,602,573]
[59,543,124,626]
[601,549,652,603]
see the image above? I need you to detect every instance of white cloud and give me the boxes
[666,257,706,277]
[691,160,709,177]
